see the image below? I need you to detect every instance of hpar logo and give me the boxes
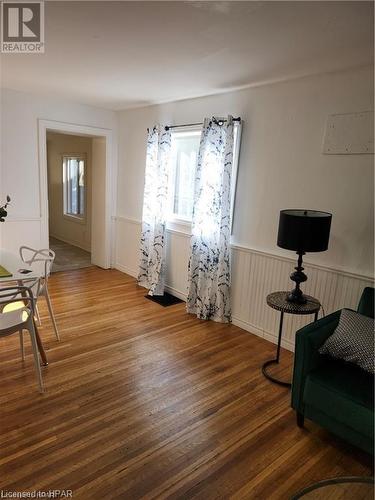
[1,1,44,53]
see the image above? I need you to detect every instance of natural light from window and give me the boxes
[169,130,201,222]
[63,155,85,219]
[168,123,241,229]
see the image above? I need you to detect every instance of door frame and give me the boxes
[38,119,115,269]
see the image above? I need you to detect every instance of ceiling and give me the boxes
[1,1,373,110]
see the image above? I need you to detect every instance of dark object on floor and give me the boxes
[292,287,374,455]
[145,292,183,307]
[291,476,374,499]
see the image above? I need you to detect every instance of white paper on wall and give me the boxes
[322,110,374,155]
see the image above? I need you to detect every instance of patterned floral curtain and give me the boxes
[187,116,235,322]
[138,125,172,296]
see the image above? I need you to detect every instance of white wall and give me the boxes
[0,88,117,254]
[47,132,92,251]
[115,67,374,349]
[117,66,374,276]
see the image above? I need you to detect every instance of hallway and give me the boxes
[50,237,92,273]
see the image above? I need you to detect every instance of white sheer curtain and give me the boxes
[187,116,235,322]
[137,125,171,296]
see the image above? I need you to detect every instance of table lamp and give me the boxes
[277,209,332,304]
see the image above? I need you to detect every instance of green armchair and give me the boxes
[291,287,374,455]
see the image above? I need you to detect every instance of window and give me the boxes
[168,122,242,228]
[63,155,86,220]
[169,129,201,222]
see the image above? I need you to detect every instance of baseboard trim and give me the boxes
[115,263,137,278]
[231,316,294,352]
[164,285,187,302]
[50,234,91,253]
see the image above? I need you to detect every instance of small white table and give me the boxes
[0,250,48,365]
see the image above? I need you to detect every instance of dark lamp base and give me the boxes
[286,290,307,304]
[287,251,308,304]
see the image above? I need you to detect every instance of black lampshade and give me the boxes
[277,209,332,253]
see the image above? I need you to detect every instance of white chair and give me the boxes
[0,286,44,392]
[19,246,60,341]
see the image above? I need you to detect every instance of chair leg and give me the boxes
[19,330,25,361]
[28,320,44,393]
[44,287,60,341]
[297,412,304,428]
[35,303,42,326]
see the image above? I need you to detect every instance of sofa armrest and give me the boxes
[357,287,374,319]
[291,310,341,413]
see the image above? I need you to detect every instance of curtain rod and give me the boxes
[165,116,241,131]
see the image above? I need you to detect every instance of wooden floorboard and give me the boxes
[0,268,371,499]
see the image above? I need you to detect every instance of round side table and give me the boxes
[262,291,320,388]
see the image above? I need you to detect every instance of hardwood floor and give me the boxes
[0,268,372,498]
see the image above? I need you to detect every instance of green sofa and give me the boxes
[291,287,374,455]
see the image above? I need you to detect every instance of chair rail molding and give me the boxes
[5,216,42,222]
[114,215,373,280]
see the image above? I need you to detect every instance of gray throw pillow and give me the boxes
[319,308,374,374]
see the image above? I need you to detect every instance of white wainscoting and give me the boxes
[1,218,44,255]
[114,216,374,351]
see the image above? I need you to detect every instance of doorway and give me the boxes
[39,120,114,271]
[46,132,93,272]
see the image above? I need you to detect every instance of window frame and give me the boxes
[62,153,87,224]
[168,126,202,228]
[167,121,242,235]
[230,121,242,234]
